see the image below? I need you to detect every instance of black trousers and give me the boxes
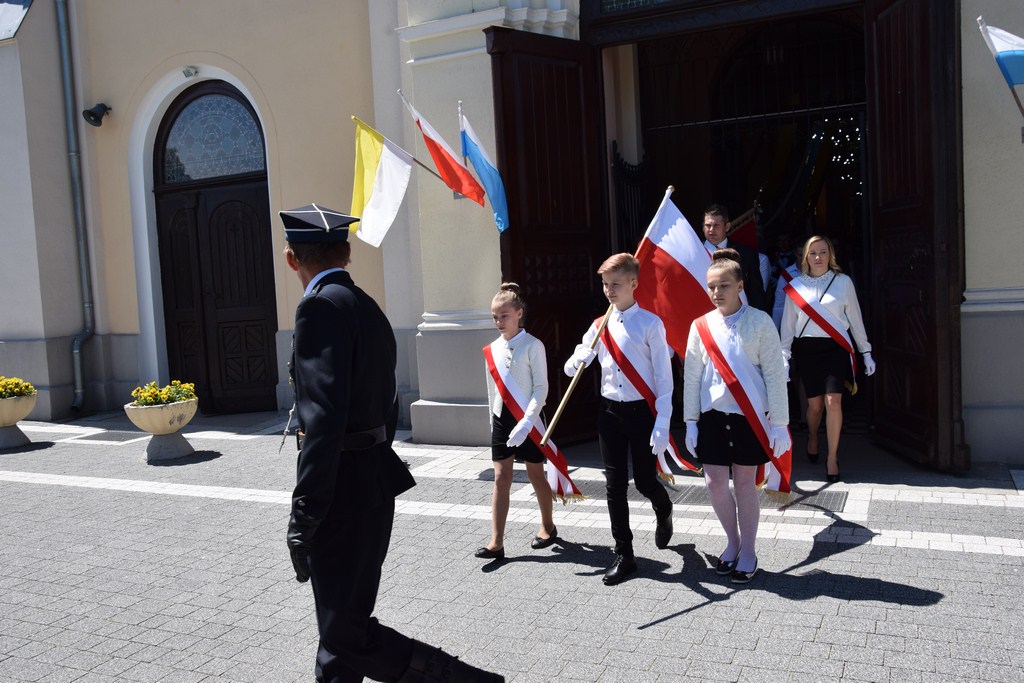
[307,496,414,682]
[598,398,672,557]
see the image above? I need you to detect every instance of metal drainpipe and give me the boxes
[56,0,95,412]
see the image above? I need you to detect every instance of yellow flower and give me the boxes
[130,380,197,406]
[0,376,37,399]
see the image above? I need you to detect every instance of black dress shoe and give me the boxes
[530,525,558,550]
[474,546,504,560]
[714,557,737,576]
[602,554,637,586]
[806,449,819,464]
[826,471,841,483]
[730,559,759,584]
[655,513,674,549]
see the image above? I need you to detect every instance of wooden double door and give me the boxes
[155,179,279,414]
[490,0,969,469]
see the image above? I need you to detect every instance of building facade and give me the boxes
[1,0,1021,466]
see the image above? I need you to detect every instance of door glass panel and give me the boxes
[163,94,265,183]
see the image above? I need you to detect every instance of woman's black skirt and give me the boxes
[792,336,852,397]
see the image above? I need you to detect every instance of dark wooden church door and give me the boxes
[154,82,278,414]
[486,27,610,443]
[865,0,969,470]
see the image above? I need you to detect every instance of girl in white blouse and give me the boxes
[684,250,790,584]
[780,235,876,482]
[477,283,556,560]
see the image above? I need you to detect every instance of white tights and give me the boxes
[703,464,760,573]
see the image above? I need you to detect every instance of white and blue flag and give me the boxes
[459,110,510,233]
[979,16,1024,89]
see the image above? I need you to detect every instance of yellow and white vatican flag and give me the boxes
[350,116,413,247]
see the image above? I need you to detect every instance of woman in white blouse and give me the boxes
[780,236,876,482]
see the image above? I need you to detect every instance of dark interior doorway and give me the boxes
[629,9,873,434]
[153,81,279,415]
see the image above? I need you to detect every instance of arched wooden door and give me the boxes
[154,82,278,414]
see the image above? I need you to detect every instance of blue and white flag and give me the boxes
[459,110,510,233]
[979,16,1024,89]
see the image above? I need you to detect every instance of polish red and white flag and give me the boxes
[634,188,715,357]
[399,91,485,205]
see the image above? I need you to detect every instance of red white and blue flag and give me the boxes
[399,91,485,205]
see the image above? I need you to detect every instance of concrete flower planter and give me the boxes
[0,393,37,449]
[124,398,198,462]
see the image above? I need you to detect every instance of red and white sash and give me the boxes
[783,275,857,378]
[483,343,584,502]
[694,314,792,493]
[596,318,700,480]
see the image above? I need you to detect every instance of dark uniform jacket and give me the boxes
[288,269,415,549]
[731,241,768,312]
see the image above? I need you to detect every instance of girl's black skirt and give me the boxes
[696,409,769,467]
[490,404,546,464]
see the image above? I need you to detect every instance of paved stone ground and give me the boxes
[0,411,1021,682]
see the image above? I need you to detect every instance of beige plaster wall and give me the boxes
[962,2,1024,292]
[73,0,381,340]
[0,0,78,341]
[0,43,44,340]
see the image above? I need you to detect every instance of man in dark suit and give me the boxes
[281,204,502,683]
[702,203,768,311]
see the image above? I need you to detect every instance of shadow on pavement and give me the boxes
[637,514,944,629]
[147,450,222,466]
[0,441,55,455]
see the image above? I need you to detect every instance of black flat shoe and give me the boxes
[474,546,504,560]
[655,513,674,549]
[715,557,737,576]
[731,559,759,584]
[806,449,819,464]
[826,471,841,483]
[531,525,558,550]
[602,554,637,586]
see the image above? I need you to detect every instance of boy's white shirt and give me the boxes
[564,302,673,428]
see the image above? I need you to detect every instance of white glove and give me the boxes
[565,345,596,374]
[782,352,791,382]
[862,352,876,377]
[650,425,670,456]
[768,424,791,458]
[506,418,532,448]
[684,421,698,458]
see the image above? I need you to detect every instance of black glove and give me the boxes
[289,543,310,583]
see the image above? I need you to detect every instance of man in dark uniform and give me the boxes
[701,203,768,311]
[281,204,502,683]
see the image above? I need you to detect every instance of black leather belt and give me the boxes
[295,424,387,452]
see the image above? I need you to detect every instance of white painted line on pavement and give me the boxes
[0,469,1020,557]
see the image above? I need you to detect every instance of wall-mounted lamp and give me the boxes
[182,65,199,78]
[82,103,111,127]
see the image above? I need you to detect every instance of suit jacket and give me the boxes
[730,242,768,312]
[288,270,415,549]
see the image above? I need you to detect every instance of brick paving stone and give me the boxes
[2,427,1023,682]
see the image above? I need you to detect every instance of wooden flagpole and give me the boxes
[539,303,614,446]
[727,207,755,236]
[540,185,676,447]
